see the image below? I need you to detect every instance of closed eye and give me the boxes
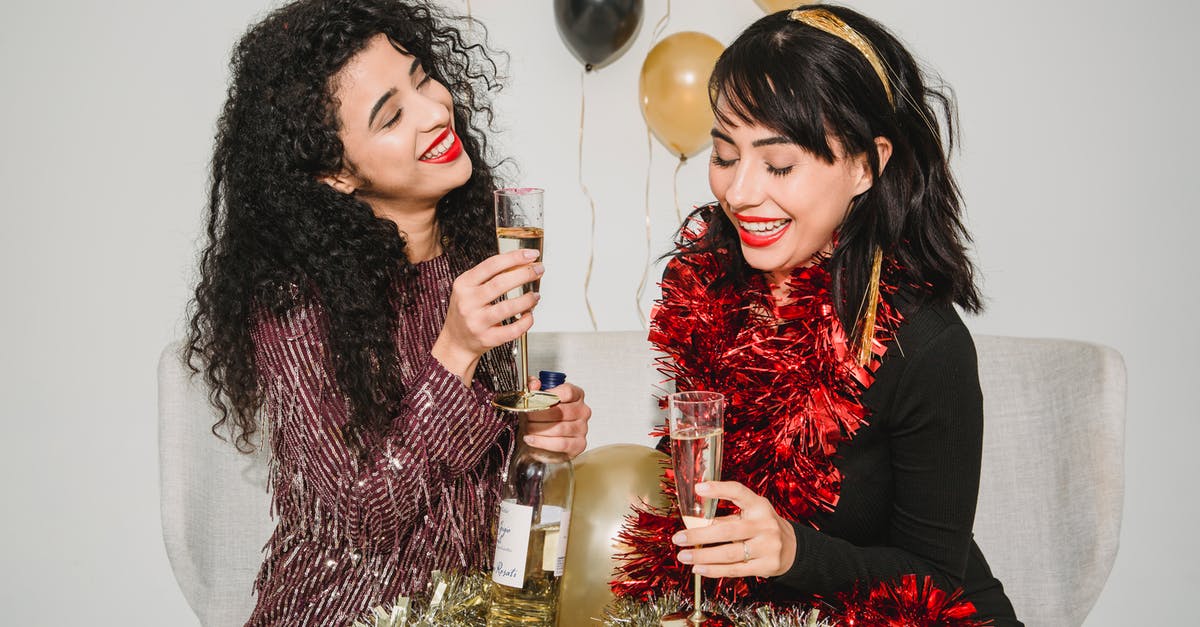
[711,152,737,168]
[382,108,402,129]
[767,164,794,177]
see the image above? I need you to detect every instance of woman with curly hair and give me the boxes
[620,5,1020,625]
[185,1,591,624]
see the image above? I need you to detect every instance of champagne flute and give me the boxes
[667,391,732,626]
[492,188,559,412]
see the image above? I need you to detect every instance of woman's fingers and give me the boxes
[524,383,584,415]
[670,480,798,578]
[457,248,540,288]
[522,433,586,457]
[672,517,752,547]
[484,309,535,345]
[451,249,542,313]
[481,263,543,304]
[696,481,768,512]
[521,383,592,458]
[488,291,540,323]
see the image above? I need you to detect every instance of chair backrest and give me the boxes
[526,330,664,449]
[158,344,272,626]
[970,336,1125,626]
[159,332,1124,627]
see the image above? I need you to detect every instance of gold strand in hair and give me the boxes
[856,246,884,366]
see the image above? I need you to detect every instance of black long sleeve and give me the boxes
[772,303,1020,624]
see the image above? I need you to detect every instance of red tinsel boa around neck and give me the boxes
[654,247,898,523]
[613,239,902,604]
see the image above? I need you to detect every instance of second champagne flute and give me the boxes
[668,391,732,626]
[493,187,559,412]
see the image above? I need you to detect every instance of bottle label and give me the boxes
[492,500,533,588]
[554,511,570,577]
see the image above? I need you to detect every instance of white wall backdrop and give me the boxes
[1,0,1195,623]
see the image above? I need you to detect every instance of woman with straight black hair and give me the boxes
[623,4,1020,623]
[186,0,591,624]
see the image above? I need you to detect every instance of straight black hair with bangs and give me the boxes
[680,3,981,330]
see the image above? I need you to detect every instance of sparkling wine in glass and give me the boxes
[492,188,558,412]
[667,391,732,626]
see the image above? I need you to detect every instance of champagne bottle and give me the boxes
[487,372,574,626]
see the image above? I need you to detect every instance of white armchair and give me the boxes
[159,332,1124,626]
[157,351,274,627]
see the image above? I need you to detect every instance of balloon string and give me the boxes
[673,157,685,224]
[465,0,472,27]
[634,0,672,330]
[635,128,654,328]
[651,0,671,44]
[578,68,599,330]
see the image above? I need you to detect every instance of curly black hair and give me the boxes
[682,3,982,330]
[186,0,504,451]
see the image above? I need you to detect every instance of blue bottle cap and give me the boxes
[538,370,567,389]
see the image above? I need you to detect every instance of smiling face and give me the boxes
[708,100,885,286]
[322,34,471,218]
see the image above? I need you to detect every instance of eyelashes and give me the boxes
[710,152,794,177]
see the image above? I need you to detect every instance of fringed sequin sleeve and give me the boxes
[249,300,510,550]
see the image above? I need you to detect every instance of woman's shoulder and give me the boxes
[867,297,977,403]
[860,298,982,433]
[889,292,975,360]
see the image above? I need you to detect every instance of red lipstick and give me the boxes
[420,128,463,164]
[733,215,791,247]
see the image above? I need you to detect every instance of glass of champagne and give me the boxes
[493,188,559,412]
[667,391,732,626]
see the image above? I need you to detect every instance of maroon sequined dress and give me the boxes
[243,255,517,626]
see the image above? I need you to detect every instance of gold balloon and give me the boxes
[755,0,801,12]
[639,32,725,159]
[558,444,669,626]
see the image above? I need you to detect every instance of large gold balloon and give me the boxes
[558,444,669,626]
[755,0,800,12]
[639,32,725,159]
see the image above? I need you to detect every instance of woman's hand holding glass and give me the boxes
[672,481,799,579]
[431,248,544,384]
[520,378,591,459]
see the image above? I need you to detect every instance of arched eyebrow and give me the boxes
[709,128,792,147]
[751,136,792,147]
[367,58,423,128]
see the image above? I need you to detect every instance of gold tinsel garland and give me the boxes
[351,570,831,627]
[602,590,834,627]
[351,570,490,627]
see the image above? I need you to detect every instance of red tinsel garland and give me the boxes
[611,220,985,625]
[838,575,986,626]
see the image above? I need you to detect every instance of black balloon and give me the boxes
[554,0,644,70]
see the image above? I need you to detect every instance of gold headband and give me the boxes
[789,8,894,107]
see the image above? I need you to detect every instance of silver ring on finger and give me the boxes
[742,540,752,563]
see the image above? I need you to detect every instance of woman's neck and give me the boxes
[372,204,442,262]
